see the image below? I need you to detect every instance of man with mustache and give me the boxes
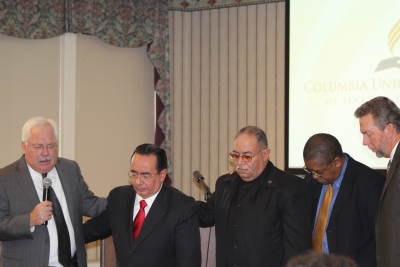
[0,116,106,267]
[354,96,400,267]
[198,126,311,267]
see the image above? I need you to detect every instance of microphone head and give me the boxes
[42,177,52,187]
[193,170,203,180]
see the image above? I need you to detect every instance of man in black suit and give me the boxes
[84,144,201,267]
[198,126,311,267]
[355,96,400,267]
[303,133,385,267]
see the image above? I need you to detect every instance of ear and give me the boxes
[262,148,271,161]
[385,123,395,137]
[332,157,341,168]
[159,169,167,182]
[21,141,27,154]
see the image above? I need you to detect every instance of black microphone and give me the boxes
[193,170,212,201]
[42,177,52,225]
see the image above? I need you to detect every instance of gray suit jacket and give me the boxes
[0,156,107,267]
[84,184,201,267]
[376,145,400,267]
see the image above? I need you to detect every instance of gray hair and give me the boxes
[22,117,59,143]
[354,96,400,133]
[235,126,268,149]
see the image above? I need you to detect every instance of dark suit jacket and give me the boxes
[84,183,201,267]
[198,161,312,267]
[376,144,400,267]
[306,154,385,267]
[0,155,107,267]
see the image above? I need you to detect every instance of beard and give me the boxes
[375,135,390,158]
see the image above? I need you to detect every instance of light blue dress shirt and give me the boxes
[313,154,349,253]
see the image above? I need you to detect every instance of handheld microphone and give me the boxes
[42,177,52,225]
[193,170,212,201]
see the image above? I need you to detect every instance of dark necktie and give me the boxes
[132,200,147,241]
[42,173,72,267]
[312,184,333,252]
[387,160,392,176]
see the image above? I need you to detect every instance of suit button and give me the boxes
[45,239,49,243]
[234,246,238,249]
[235,223,239,227]
[131,250,135,254]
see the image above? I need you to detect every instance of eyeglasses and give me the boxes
[128,170,159,181]
[303,158,335,177]
[229,149,263,162]
[28,142,58,152]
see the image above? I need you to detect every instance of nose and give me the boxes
[362,135,370,146]
[236,155,246,165]
[41,146,50,155]
[134,177,142,185]
[312,173,320,179]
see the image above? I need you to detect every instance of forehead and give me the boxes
[304,158,325,169]
[131,154,157,171]
[233,134,258,151]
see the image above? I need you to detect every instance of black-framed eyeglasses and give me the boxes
[27,142,58,152]
[229,149,263,162]
[128,170,159,181]
[303,158,335,177]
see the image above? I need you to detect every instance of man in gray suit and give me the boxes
[0,116,107,267]
[355,96,400,267]
[84,144,201,267]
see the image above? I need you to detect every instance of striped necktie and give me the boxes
[133,200,147,241]
[387,160,392,176]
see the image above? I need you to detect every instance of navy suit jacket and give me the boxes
[84,183,201,267]
[306,154,385,267]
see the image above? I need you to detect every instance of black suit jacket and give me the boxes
[198,161,312,267]
[84,183,201,267]
[306,154,385,267]
[376,144,400,267]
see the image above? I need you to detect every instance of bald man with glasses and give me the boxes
[303,133,385,267]
[198,126,312,267]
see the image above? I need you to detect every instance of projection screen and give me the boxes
[286,0,400,172]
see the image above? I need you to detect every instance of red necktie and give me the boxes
[133,200,147,241]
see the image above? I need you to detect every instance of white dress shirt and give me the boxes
[28,165,76,267]
[133,184,163,220]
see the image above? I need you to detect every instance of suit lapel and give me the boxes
[376,145,400,222]
[328,156,355,225]
[381,145,400,198]
[307,176,323,225]
[15,156,41,206]
[132,184,168,248]
[55,160,76,223]
[126,188,136,246]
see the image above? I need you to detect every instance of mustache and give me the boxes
[236,165,250,171]
[38,156,52,162]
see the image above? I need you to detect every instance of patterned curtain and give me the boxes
[168,0,284,11]
[0,0,171,183]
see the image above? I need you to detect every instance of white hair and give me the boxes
[22,117,59,143]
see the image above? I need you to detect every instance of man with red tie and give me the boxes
[84,143,201,267]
